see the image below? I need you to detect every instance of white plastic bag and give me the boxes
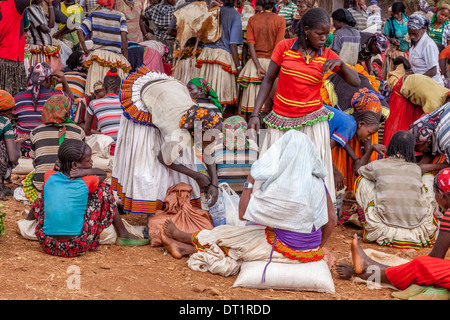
[208,183,244,227]
[219,183,242,226]
[208,190,226,227]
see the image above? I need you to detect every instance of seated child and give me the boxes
[354,131,439,249]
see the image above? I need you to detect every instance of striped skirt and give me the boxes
[195,47,238,106]
[84,49,131,95]
[111,116,202,215]
[237,57,271,113]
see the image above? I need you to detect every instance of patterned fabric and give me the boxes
[32,183,116,257]
[27,62,53,110]
[41,95,75,145]
[188,78,222,111]
[0,59,27,97]
[222,115,247,151]
[408,108,442,147]
[351,88,382,113]
[179,105,222,132]
[407,13,430,30]
[22,171,40,202]
[59,2,84,47]
[144,4,176,41]
[435,168,450,194]
[0,90,15,111]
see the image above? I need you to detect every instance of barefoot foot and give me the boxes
[336,262,356,280]
[160,228,183,259]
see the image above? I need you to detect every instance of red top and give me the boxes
[271,38,341,118]
[0,0,26,61]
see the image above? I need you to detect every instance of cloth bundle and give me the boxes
[147,182,214,246]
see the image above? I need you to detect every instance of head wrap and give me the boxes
[179,105,222,133]
[0,90,15,111]
[407,13,430,30]
[188,78,222,112]
[435,4,450,13]
[332,8,357,27]
[27,62,53,110]
[93,80,104,92]
[408,110,442,147]
[371,33,390,54]
[41,95,75,145]
[435,168,450,194]
[97,0,114,10]
[351,88,382,113]
[222,116,248,151]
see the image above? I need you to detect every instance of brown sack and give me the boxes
[148,183,213,246]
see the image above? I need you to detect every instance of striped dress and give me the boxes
[54,71,87,100]
[87,93,123,155]
[13,88,67,153]
[30,123,85,192]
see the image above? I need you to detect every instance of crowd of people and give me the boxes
[1,0,450,299]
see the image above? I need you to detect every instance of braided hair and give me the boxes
[58,139,90,174]
[353,110,380,127]
[295,8,331,50]
[386,130,416,163]
[103,67,121,94]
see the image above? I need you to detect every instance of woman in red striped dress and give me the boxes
[248,8,360,207]
[336,168,450,300]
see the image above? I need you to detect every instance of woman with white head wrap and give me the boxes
[407,13,445,86]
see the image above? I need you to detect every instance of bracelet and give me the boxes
[353,157,361,163]
[209,183,219,189]
[249,115,259,118]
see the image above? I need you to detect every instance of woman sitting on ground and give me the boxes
[21,95,85,204]
[337,167,450,299]
[0,90,27,200]
[354,130,439,249]
[160,130,337,277]
[26,139,149,257]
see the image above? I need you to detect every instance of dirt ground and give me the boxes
[0,177,446,303]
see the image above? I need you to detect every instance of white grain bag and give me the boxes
[233,260,335,293]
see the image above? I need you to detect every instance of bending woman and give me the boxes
[248,8,360,206]
[26,139,148,257]
[161,130,337,278]
[408,103,450,175]
[112,67,222,220]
